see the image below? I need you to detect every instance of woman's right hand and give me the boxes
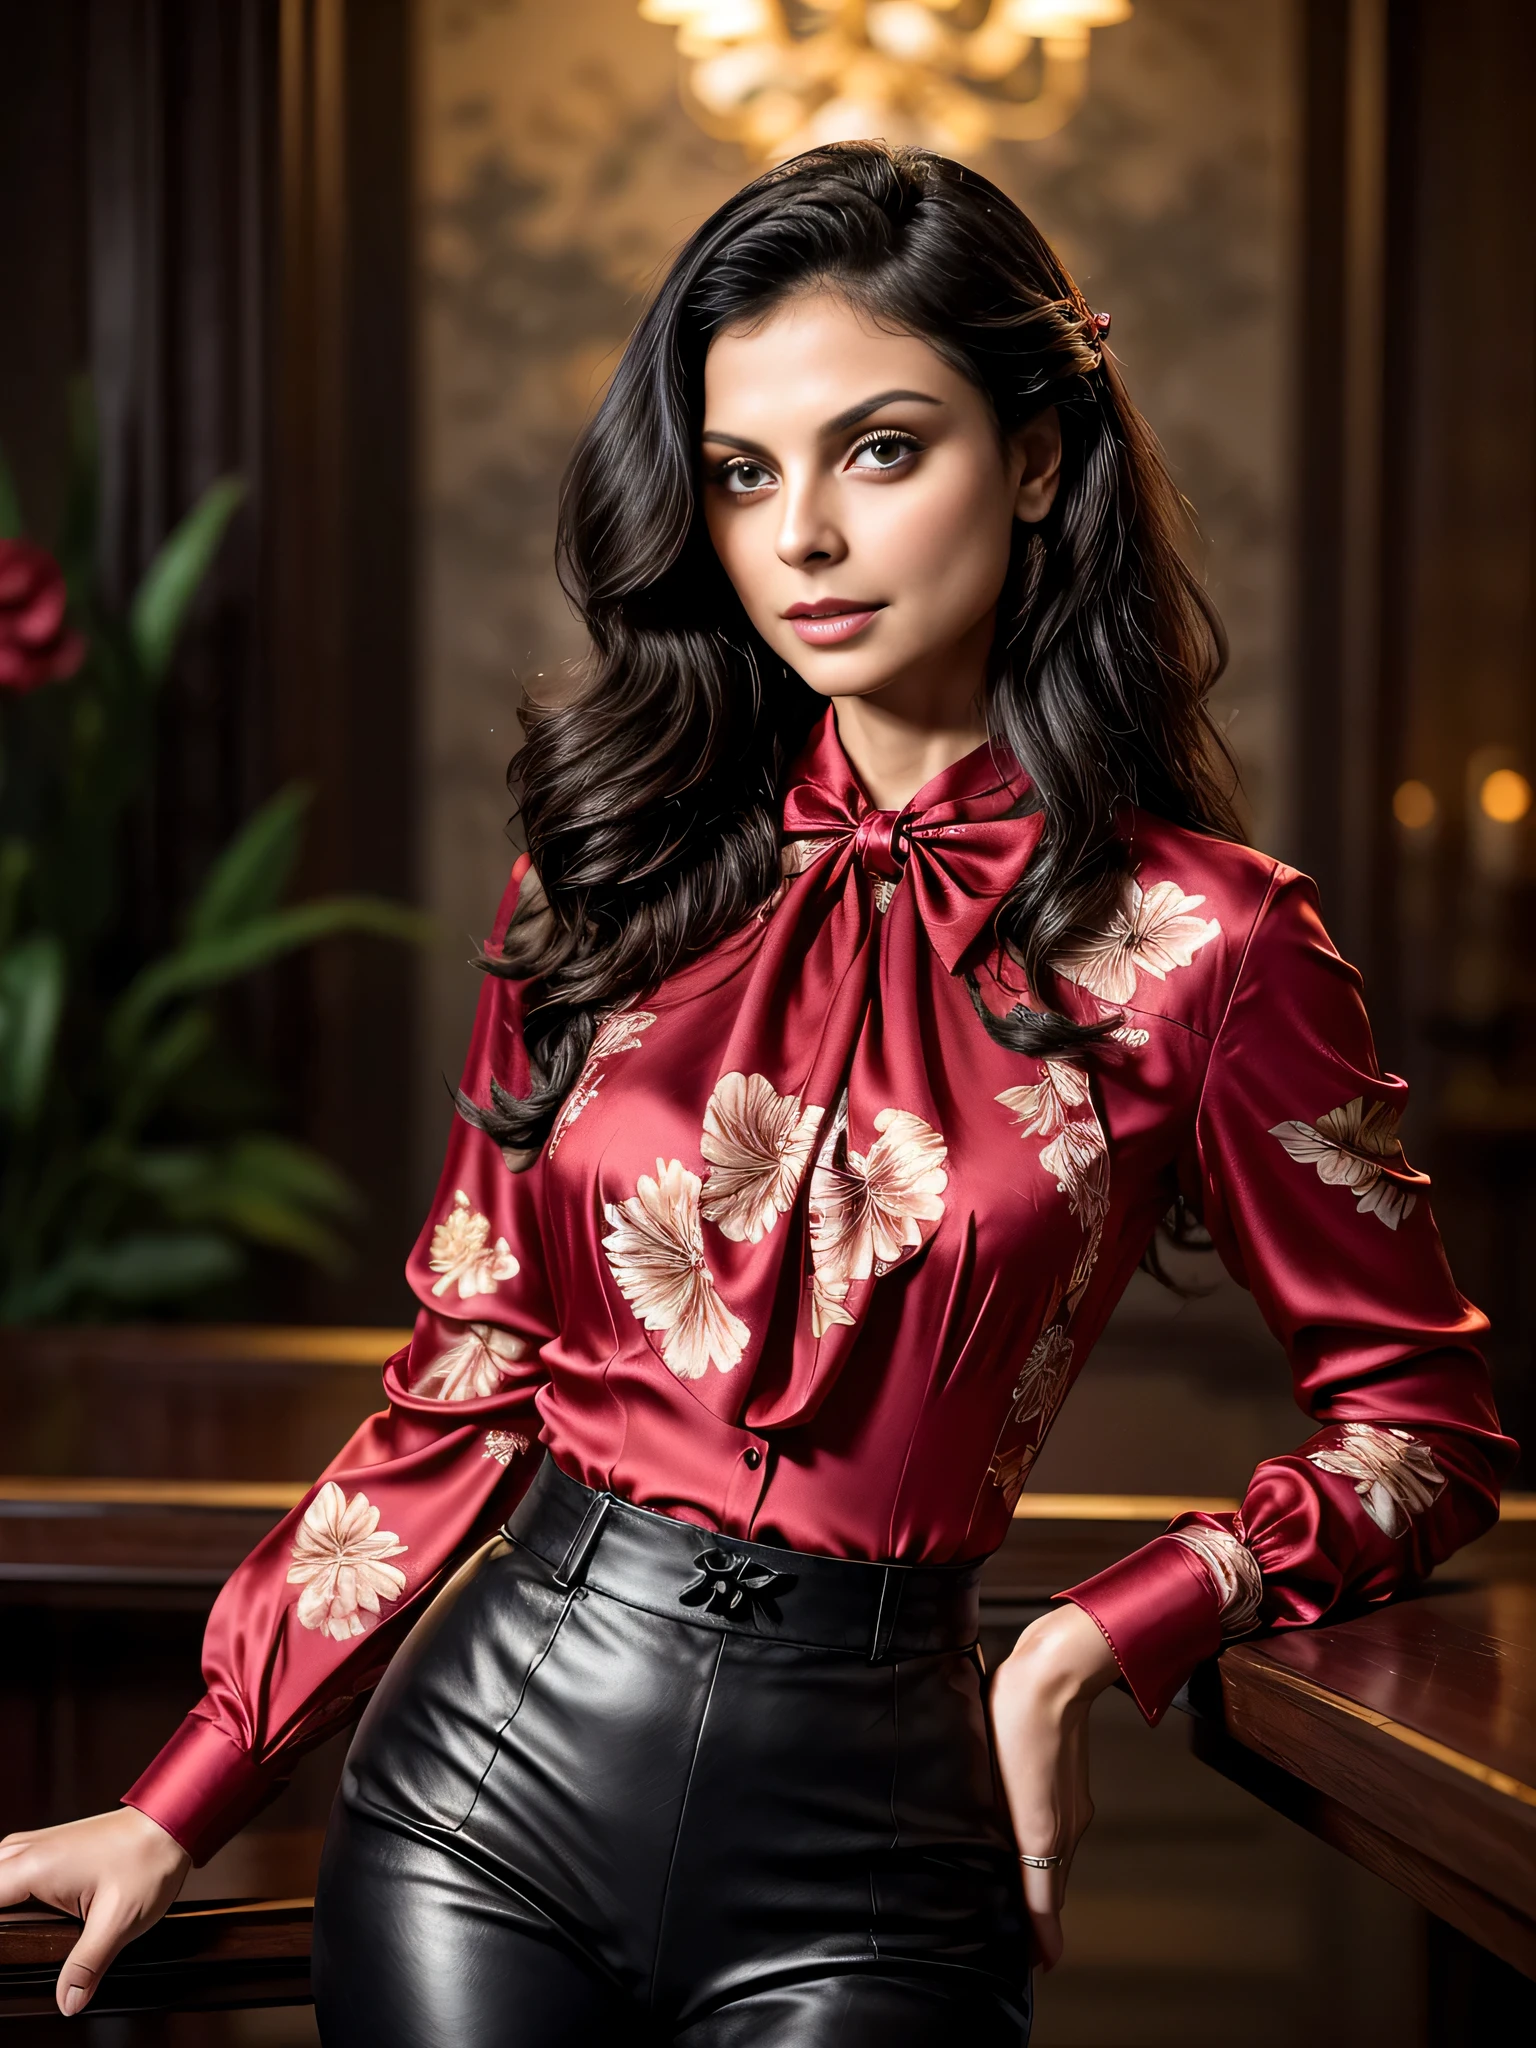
[987,1600,1122,1971]
[0,1807,191,2016]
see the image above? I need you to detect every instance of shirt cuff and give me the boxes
[122,1710,282,1867]
[1054,1532,1224,1725]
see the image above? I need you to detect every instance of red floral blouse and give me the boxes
[126,711,1516,1863]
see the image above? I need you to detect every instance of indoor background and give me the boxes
[0,1,1531,2042]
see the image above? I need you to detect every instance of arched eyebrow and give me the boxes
[700,388,943,456]
[823,388,942,434]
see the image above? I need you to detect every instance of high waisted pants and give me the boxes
[312,1460,1033,2046]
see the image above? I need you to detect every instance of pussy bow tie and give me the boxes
[779,714,1045,975]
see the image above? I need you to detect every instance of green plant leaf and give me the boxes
[128,477,247,681]
[201,1191,350,1270]
[97,1009,218,1151]
[0,444,21,539]
[89,1231,244,1298]
[0,933,65,1124]
[141,1006,216,1086]
[185,784,313,943]
[108,896,433,1061]
[222,1133,360,1217]
[0,1231,245,1323]
[116,1146,211,1199]
[208,1134,357,1264]
[112,1134,357,1270]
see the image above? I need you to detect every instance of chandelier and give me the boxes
[638,0,1132,162]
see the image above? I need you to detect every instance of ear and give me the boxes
[1011,405,1063,525]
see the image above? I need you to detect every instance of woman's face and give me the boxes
[701,292,1061,721]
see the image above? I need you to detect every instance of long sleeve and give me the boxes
[123,860,557,1863]
[1058,867,1519,1724]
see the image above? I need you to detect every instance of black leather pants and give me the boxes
[312,1459,1033,2046]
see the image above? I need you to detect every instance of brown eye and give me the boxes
[850,433,917,472]
[723,460,773,494]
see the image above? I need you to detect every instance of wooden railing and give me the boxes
[0,1901,314,2020]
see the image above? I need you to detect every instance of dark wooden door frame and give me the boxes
[1,0,420,1319]
[271,0,419,1323]
[1291,0,1402,995]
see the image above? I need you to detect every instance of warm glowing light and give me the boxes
[1008,0,1132,27]
[639,0,1132,162]
[1392,779,1436,830]
[1479,767,1532,824]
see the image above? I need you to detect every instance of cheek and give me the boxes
[704,503,770,621]
[862,462,1014,616]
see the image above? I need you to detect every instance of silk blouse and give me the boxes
[126,710,1516,1864]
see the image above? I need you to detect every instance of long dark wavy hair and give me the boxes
[463,142,1240,1163]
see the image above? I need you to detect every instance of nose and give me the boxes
[775,467,846,571]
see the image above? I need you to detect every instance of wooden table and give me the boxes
[1181,1557,1536,1982]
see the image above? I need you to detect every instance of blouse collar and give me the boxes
[780,708,1043,974]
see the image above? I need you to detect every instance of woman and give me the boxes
[1,144,1514,2045]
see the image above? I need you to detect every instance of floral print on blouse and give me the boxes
[125,708,1515,1865]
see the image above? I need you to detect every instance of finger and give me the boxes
[1021,1852,1070,1971]
[1026,1898,1064,1972]
[58,1894,135,2018]
[0,1845,39,1908]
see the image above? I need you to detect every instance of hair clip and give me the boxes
[1078,308,1111,373]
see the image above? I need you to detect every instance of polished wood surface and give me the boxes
[1185,1575,1536,1981]
[0,1328,414,1366]
[0,1901,313,2019]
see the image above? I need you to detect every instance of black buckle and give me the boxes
[680,1548,796,1627]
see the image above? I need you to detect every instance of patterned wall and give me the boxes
[416,0,1296,1191]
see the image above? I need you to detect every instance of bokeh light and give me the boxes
[1392,779,1437,829]
[1479,767,1532,824]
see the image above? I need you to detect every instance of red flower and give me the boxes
[0,540,86,691]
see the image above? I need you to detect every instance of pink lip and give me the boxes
[783,599,886,646]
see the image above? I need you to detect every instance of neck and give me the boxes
[829,632,991,812]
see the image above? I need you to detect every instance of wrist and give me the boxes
[120,1804,192,1877]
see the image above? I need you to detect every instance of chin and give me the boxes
[772,640,917,702]
[795,670,909,702]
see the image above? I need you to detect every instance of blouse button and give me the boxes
[743,1446,762,1470]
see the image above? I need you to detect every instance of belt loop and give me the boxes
[869,1564,903,1663]
[554,1492,612,1590]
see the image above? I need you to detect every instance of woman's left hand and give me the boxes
[987,1601,1123,1970]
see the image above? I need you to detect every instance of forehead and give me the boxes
[701,291,970,428]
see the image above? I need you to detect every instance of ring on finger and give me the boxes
[1018,1851,1064,1869]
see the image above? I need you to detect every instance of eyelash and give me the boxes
[716,428,923,495]
[846,427,921,469]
